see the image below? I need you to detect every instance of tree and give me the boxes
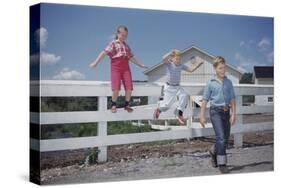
[240,72,253,84]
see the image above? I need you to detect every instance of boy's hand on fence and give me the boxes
[230,114,236,126]
[199,116,206,128]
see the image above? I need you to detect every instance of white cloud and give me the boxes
[31,27,62,66]
[40,52,61,65]
[239,41,245,47]
[30,51,61,65]
[239,40,255,48]
[240,37,272,52]
[234,52,265,72]
[258,37,271,51]
[53,68,85,80]
[34,27,48,49]
[236,37,273,71]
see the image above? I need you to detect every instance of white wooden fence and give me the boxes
[30,80,274,162]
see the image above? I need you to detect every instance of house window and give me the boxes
[242,95,255,106]
[190,56,196,64]
[268,97,273,103]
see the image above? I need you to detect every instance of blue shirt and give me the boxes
[202,76,235,107]
[166,59,188,85]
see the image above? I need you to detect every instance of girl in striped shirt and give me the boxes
[90,25,147,113]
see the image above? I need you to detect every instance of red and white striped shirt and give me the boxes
[104,40,134,60]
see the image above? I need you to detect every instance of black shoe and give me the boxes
[218,165,229,174]
[208,150,218,168]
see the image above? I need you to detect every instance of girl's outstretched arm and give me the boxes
[130,57,148,69]
[89,51,106,68]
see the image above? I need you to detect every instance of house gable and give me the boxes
[144,45,243,84]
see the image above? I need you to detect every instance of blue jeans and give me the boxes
[209,106,231,165]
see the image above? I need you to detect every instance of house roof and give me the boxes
[253,66,274,78]
[143,45,244,76]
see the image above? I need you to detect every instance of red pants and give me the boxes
[110,57,133,91]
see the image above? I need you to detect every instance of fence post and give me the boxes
[185,96,193,141]
[98,96,108,162]
[187,96,193,128]
[234,95,243,148]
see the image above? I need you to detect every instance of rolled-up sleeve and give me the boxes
[104,41,116,58]
[202,81,211,102]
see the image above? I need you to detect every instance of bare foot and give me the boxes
[124,106,133,113]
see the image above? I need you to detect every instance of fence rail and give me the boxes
[30,80,274,162]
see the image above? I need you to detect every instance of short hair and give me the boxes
[171,49,182,57]
[213,56,226,68]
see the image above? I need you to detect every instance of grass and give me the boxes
[108,121,155,135]
[41,121,158,139]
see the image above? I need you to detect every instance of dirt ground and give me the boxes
[41,140,273,185]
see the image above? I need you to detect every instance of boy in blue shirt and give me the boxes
[200,56,236,174]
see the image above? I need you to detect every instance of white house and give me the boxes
[144,45,244,106]
[252,66,274,105]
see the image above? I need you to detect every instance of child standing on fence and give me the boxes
[200,56,236,174]
[153,49,203,125]
[89,25,147,113]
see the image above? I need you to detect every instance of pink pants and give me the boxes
[110,57,133,91]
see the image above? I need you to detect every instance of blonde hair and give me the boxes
[213,56,226,68]
[170,49,182,57]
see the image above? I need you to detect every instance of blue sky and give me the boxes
[31,3,274,81]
